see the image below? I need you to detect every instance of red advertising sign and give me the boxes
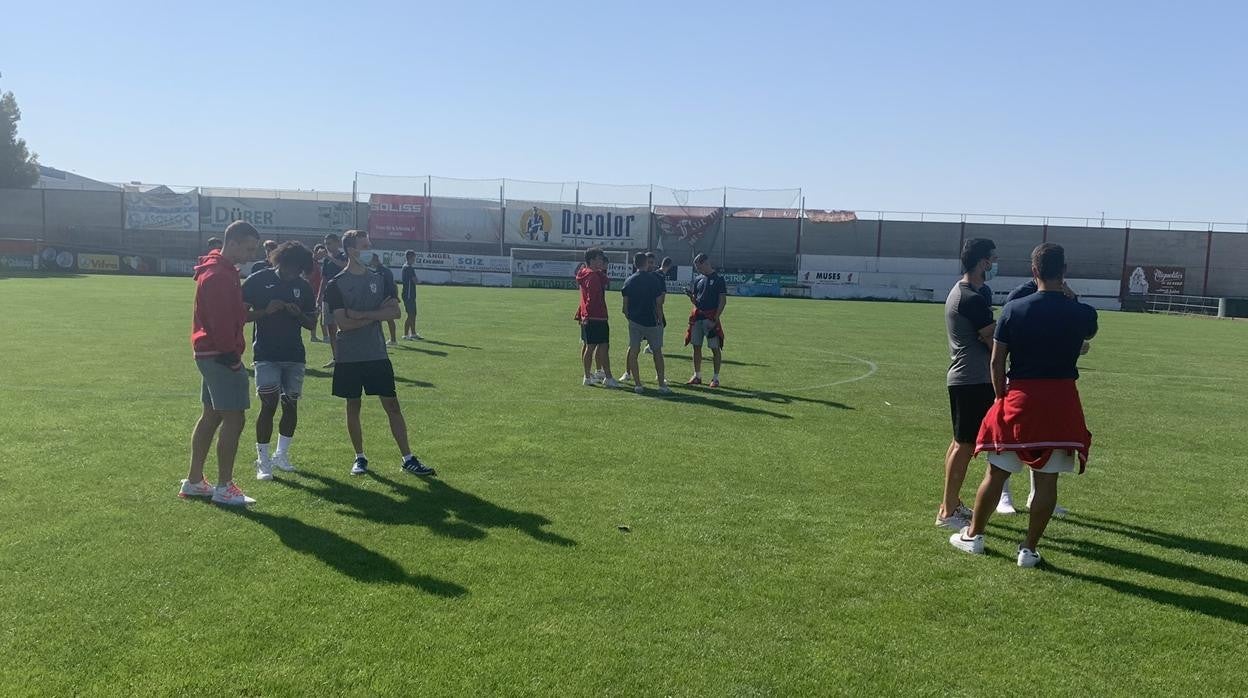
[367,194,429,240]
[1121,265,1186,296]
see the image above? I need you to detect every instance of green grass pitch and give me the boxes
[0,274,1245,696]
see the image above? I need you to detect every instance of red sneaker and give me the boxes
[708,378,720,388]
[685,376,702,385]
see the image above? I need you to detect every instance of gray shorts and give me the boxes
[196,358,250,412]
[690,318,721,349]
[628,321,664,351]
[322,301,336,326]
[255,361,306,400]
[403,297,417,314]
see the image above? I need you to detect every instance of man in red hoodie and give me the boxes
[180,220,262,506]
[574,247,619,387]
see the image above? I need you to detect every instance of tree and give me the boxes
[0,74,39,189]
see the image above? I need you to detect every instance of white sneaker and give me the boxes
[255,458,273,481]
[997,488,1017,515]
[619,373,632,383]
[604,378,621,388]
[212,482,256,506]
[593,370,606,382]
[658,383,672,395]
[633,385,645,394]
[583,377,595,387]
[387,340,397,347]
[948,526,985,554]
[272,452,296,472]
[644,345,654,354]
[413,333,424,340]
[1017,547,1042,568]
[178,478,214,499]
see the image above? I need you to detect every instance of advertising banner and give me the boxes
[505,201,649,248]
[654,207,721,246]
[202,197,356,233]
[376,251,510,273]
[125,191,199,231]
[78,253,121,272]
[799,270,858,285]
[1122,265,1185,296]
[367,194,430,241]
[162,258,198,275]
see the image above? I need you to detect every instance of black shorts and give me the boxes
[332,359,397,399]
[948,383,995,444]
[581,320,609,345]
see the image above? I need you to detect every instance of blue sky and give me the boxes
[4,1,1246,221]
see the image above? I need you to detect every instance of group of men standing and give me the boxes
[938,238,1098,567]
[179,222,435,506]
[574,249,728,394]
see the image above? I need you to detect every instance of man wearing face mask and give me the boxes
[935,238,998,530]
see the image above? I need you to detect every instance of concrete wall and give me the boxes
[802,219,879,257]
[1046,225,1125,279]
[724,217,797,272]
[1125,229,1210,295]
[1206,233,1248,297]
[43,190,122,232]
[430,197,501,243]
[880,221,960,259]
[0,189,44,236]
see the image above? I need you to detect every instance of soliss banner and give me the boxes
[367,194,430,241]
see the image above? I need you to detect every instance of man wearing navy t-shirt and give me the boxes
[622,251,669,394]
[950,243,1098,568]
[242,241,318,480]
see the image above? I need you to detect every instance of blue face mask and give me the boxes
[984,261,998,281]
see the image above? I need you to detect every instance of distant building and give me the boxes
[35,165,120,192]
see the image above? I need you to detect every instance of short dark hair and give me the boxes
[660,256,673,268]
[341,229,367,251]
[633,252,648,269]
[1031,243,1066,281]
[324,233,340,243]
[405,249,416,258]
[272,241,314,274]
[584,247,605,264]
[206,237,223,250]
[224,221,260,244]
[693,253,709,265]
[263,239,279,252]
[960,238,996,273]
[644,251,656,260]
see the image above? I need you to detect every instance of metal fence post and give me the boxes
[499,182,506,257]
[1203,227,1214,296]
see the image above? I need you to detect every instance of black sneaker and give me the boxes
[402,456,437,477]
[350,456,369,476]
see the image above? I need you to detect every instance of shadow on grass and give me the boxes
[702,384,853,410]
[638,388,793,419]
[1044,563,1248,627]
[395,375,435,388]
[1044,536,1248,598]
[661,352,768,368]
[219,506,467,597]
[276,471,577,548]
[419,339,483,350]
[397,346,449,357]
[1063,514,1248,565]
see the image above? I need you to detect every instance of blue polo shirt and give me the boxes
[995,290,1098,380]
[242,268,317,363]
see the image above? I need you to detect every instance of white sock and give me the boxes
[256,443,270,461]
[694,371,701,379]
[356,452,366,461]
[401,453,412,462]
[276,434,293,455]
[713,373,719,380]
